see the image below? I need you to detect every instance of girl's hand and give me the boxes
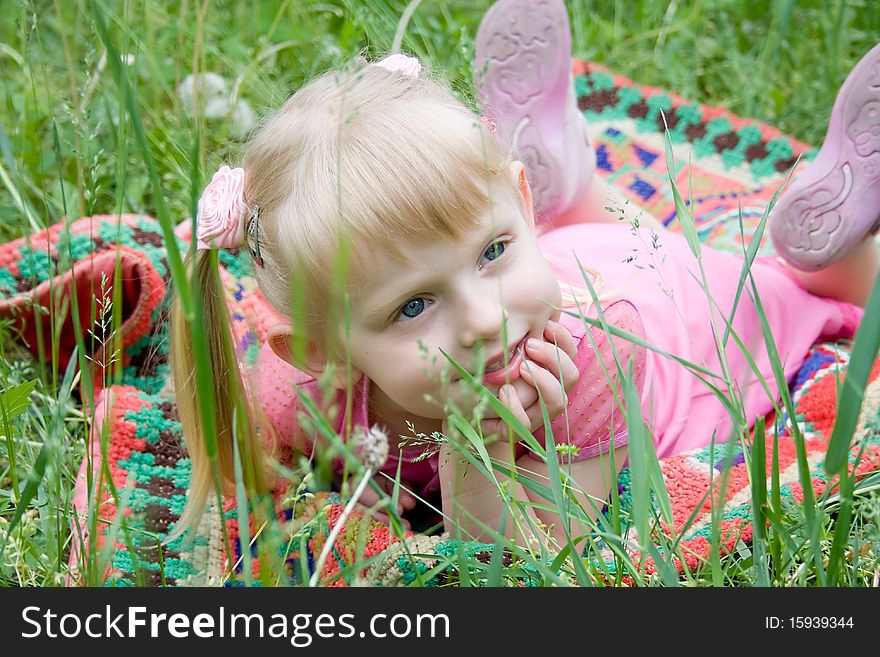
[481,319,579,437]
[356,474,416,528]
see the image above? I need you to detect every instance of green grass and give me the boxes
[1,0,879,587]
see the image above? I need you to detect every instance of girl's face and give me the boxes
[344,169,562,426]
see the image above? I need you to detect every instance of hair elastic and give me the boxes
[247,206,263,268]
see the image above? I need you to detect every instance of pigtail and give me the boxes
[168,249,271,542]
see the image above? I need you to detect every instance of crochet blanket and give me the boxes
[3,61,878,586]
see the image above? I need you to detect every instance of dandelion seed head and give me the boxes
[177,72,256,137]
[356,424,389,471]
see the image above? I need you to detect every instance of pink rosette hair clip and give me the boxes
[372,53,422,76]
[196,165,248,250]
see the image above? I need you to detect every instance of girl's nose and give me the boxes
[457,288,509,348]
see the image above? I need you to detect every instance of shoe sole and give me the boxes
[474,0,573,215]
[770,42,880,270]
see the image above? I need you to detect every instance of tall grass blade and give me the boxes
[485,507,508,587]
[660,110,701,261]
[525,367,592,586]
[746,270,825,583]
[749,416,770,586]
[1,346,77,558]
[622,365,656,568]
[825,467,855,585]
[826,272,880,474]
[89,0,191,314]
[232,419,253,587]
[95,476,138,581]
[722,175,789,347]
[91,0,230,542]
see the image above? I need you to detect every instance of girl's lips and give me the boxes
[482,338,527,386]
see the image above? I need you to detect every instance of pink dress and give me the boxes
[539,224,862,457]
[253,223,862,496]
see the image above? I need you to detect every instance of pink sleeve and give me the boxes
[250,343,373,461]
[251,342,319,454]
[532,299,647,463]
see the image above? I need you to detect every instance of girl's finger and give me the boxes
[358,485,383,509]
[358,487,407,522]
[485,401,543,434]
[375,476,418,512]
[396,487,418,512]
[543,319,578,362]
[519,359,566,417]
[509,377,538,409]
[499,383,529,430]
[522,340,579,391]
[480,418,506,438]
[369,510,411,530]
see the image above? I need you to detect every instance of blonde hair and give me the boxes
[169,58,520,537]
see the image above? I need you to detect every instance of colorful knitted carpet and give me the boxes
[2,61,878,586]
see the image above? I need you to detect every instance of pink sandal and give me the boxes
[770,42,880,271]
[474,0,595,222]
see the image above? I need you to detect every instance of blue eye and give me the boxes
[483,241,506,262]
[398,297,427,320]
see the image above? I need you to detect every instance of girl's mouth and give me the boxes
[482,337,527,386]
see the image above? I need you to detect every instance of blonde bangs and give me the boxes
[338,111,511,272]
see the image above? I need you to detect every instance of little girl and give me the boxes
[170,0,879,547]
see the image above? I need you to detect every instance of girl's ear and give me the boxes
[510,160,536,232]
[266,323,362,389]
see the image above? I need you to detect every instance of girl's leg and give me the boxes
[784,237,879,307]
[551,173,666,232]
